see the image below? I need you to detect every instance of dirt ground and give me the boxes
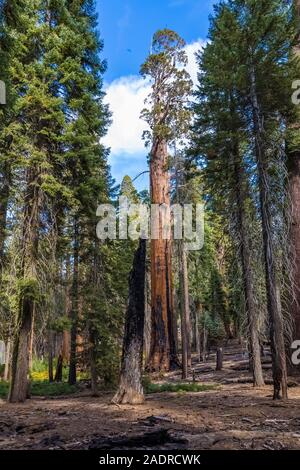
[1,342,300,450]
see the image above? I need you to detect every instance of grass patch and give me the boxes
[144,381,217,394]
[0,380,78,400]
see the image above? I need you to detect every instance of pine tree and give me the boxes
[287,0,300,373]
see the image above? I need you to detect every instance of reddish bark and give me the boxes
[147,140,175,372]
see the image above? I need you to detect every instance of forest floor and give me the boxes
[1,341,300,450]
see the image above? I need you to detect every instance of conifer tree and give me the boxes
[141,29,192,371]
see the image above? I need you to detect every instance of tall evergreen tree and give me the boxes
[141,29,192,371]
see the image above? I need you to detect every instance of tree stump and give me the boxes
[216,347,223,371]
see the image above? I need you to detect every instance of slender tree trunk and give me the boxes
[113,239,146,405]
[4,337,11,381]
[0,161,11,267]
[144,265,151,364]
[48,330,54,383]
[216,348,223,371]
[89,328,98,396]
[62,256,71,364]
[28,304,35,371]
[250,64,287,399]
[166,242,180,369]
[8,167,40,403]
[179,242,191,379]
[54,354,63,382]
[195,300,202,362]
[147,139,175,371]
[232,141,264,387]
[68,217,79,386]
[203,325,208,363]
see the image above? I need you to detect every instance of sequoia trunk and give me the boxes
[147,139,175,371]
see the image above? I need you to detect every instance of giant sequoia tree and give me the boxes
[141,29,192,372]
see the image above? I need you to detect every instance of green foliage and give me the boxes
[0,381,78,399]
[143,381,218,394]
[141,28,192,146]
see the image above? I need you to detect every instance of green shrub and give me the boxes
[144,381,217,394]
[0,380,78,399]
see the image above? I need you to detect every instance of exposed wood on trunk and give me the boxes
[113,239,146,405]
[249,63,287,400]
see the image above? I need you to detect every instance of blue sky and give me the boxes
[95,0,217,191]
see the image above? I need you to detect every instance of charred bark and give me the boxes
[54,354,63,382]
[195,300,202,362]
[112,239,146,405]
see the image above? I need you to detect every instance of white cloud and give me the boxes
[184,39,206,85]
[103,39,206,158]
[103,75,150,156]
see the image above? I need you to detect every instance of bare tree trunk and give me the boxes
[179,242,191,379]
[54,354,63,382]
[144,265,151,365]
[9,167,40,403]
[61,255,71,364]
[203,326,207,363]
[68,217,79,386]
[147,139,174,372]
[48,330,54,383]
[89,325,99,396]
[195,301,202,362]
[4,337,11,381]
[28,305,35,371]
[250,64,287,400]
[113,239,146,405]
[0,160,11,267]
